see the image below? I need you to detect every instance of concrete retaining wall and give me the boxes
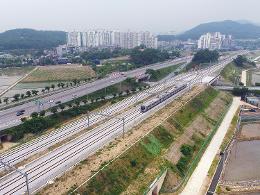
[146,170,167,195]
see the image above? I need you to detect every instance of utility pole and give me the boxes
[87,111,90,127]
[94,113,126,138]
[0,158,30,195]
[122,117,125,138]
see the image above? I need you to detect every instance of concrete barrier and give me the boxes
[145,170,167,195]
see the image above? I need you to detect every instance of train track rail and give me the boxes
[0,55,240,194]
[0,70,196,172]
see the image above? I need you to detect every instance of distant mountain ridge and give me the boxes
[158,20,260,41]
[0,29,66,51]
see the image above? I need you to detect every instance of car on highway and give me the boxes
[55,101,62,104]
[16,110,25,116]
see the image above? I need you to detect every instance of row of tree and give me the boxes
[0,78,95,105]
[2,83,150,141]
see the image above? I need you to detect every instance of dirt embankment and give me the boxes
[38,86,206,195]
[161,91,231,194]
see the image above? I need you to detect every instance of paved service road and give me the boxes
[206,151,228,195]
[180,97,241,195]
[0,55,240,194]
[0,57,191,131]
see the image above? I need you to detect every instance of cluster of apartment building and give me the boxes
[66,30,158,49]
[197,32,233,50]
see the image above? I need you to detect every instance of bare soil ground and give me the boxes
[22,65,95,82]
[165,115,210,164]
[0,142,18,153]
[239,123,260,139]
[162,92,231,193]
[222,140,260,182]
[38,86,205,195]
[166,92,230,164]
[222,122,260,183]
[122,158,165,195]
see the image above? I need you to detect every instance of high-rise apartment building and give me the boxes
[67,32,82,47]
[66,30,158,49]
[198,32,232,50]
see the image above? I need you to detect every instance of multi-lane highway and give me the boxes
[0,57,191,131]
[0,53,240,194]
[0,70,192,171]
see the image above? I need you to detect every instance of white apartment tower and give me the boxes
[67,30,158,49]
[67,32,81,47]
[198,32,231,50]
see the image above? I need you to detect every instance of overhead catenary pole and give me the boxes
[122,117,125,138]
[0,158,30,195]
[93,112,126,139]
[25,172,30,195]
[87,111,90,127]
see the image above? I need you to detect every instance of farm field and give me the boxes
[223,140,260,181]
[0,66,34,76]
[3,81,60,98]
[240,123,260,138]
[223,122,260,182]
[22,64,95,83]
[0,66,34,96]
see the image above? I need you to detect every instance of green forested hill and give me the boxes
[158,20,260,41]
[0,29,66,50]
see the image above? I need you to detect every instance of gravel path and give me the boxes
[180,97,241,195]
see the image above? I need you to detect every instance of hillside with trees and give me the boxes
[186,49,219,70]
[0,29,66,50]
[233,55,256,67]
[158,20,260,41]
[130,48,170,66]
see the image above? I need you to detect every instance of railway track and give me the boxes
[0,70,195,172]
[0,55,240,194]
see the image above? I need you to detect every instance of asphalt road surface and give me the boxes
[0,57,191,131]
[180,97,241,195]
[0,70,196,172]
[0,55,239,194]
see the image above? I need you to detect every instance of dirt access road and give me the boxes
[180,97,241,195]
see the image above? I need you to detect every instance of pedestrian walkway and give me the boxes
[180,97,241,195]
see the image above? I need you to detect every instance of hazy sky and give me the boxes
[1,0,260,33]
